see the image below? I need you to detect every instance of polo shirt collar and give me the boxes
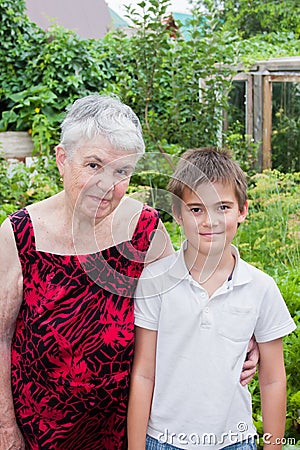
[168,240,190,280]
[168,240,252,287]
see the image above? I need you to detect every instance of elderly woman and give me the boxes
[0,94,257,450]
[0,94,174,450]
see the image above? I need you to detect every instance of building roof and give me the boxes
[250,56,300,73]
[108,7,129,29]
[25,0,128,39]
[173,12,205,39]
[173,12,193,23]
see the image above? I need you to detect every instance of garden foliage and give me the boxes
[0,0,299,445]
[0,160,299,448]
[1,0,300,169]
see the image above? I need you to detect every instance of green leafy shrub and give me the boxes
[235,170,300,274]
[0,154,60,223]
[0,0,299,443]
[2,0,300,166]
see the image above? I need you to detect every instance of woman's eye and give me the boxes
[117,169,129,176]
[88,163,99,169]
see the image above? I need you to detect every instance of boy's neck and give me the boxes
[183,244,235,297]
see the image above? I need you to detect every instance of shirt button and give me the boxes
[200,292,206,298]
[204,307,209,313]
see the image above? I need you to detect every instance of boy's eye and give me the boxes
[191,207,202,213]
[219,204,230,211]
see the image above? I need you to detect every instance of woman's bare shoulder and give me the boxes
[0,218,22,280]
[120,195,144,209]
[26,192,63,217]
[0,219,24,331]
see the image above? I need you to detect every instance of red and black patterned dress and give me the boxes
[9,205,159,450]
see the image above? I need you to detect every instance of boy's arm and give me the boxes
[127,326,157,450]
[258,338,286,449]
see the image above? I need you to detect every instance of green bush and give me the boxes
[1,0,300,168]
[0,154,60,223]
[0,0,299,443]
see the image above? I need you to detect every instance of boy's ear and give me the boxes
[56,145,67,177]
[172,205,183,227]
[238,200,248,224]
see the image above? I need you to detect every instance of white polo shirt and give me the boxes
[134,242,296,449]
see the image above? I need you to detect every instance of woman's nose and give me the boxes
[95,171,114,193]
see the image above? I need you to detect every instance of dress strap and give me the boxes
[131,204,159,251]
[9,208,36,256]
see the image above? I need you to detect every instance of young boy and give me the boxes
[127,148,296,450]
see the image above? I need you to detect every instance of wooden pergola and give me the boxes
[232,56,300,170]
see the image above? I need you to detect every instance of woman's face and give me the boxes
[56,136,138,221]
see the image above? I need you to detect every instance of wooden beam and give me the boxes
[253,74,263,171]
[232,73,253,137]
[245,74,253,138]
[262,76,272,169]
[270,75,300,82]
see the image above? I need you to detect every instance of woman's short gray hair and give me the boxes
[59,94,145,157]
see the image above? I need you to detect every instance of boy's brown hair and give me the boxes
[167,147,248,215]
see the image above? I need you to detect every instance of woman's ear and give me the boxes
[238,200,248,224]
[56,145,67,177]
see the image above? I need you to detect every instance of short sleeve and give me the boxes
[254,277,296,343]
[134,266,162,331]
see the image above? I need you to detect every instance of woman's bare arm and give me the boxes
[127,326,157,450]
[0,218,25,449]
[240,336,259,385]
[145,219,174,264]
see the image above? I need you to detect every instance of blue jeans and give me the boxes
[146,435,257,450]
[146,435,182,450]
[221,438,257,450]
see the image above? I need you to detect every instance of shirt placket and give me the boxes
[193,279,234,329]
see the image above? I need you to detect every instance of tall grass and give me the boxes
[235,170,300,276]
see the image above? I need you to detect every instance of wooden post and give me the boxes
[253,74,263,171]
[262,76,272,169]
[245,74,253,138]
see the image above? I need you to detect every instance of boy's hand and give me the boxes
[240,336,259,386]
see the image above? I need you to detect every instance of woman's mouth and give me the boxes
[88,195,110,205]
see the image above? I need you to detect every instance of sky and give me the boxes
[105,0,193,20]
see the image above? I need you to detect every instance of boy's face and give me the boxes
[174,181,248,257]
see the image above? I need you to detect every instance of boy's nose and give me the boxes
[202,212,218,227]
